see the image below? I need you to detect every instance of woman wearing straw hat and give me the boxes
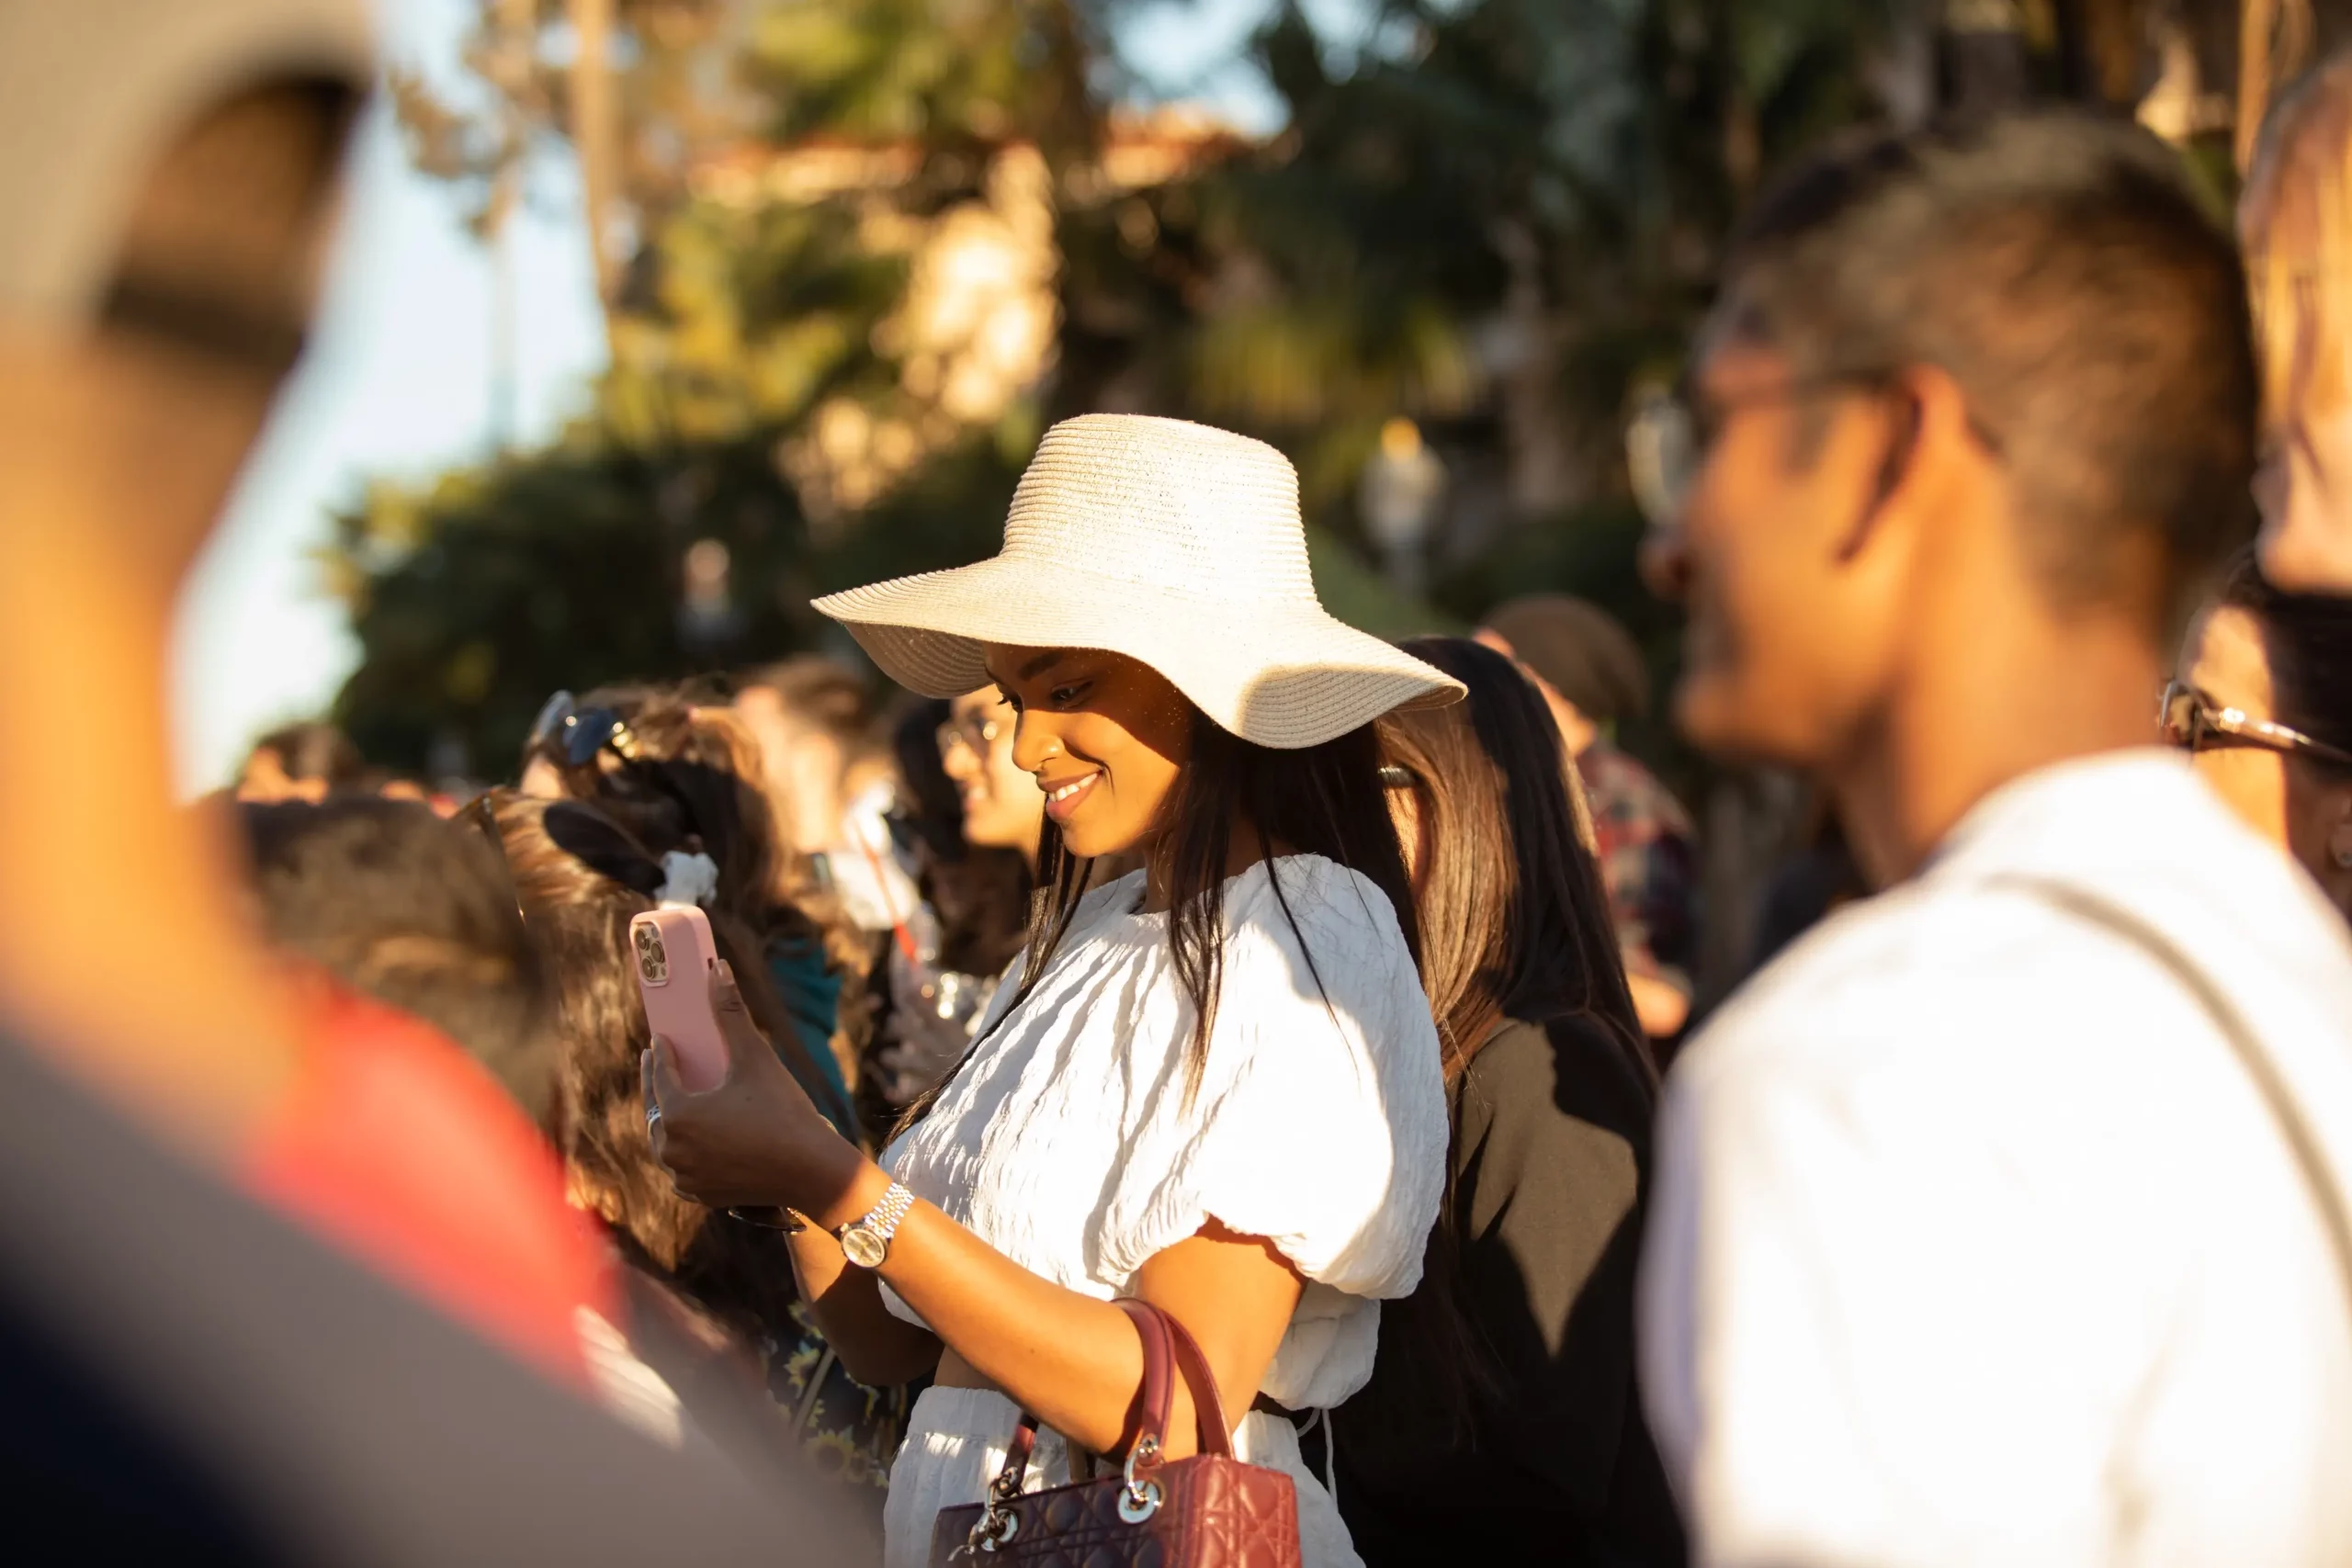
[644,414,1462,1567]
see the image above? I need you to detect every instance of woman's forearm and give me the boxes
[785,1224,942,1386]
[838,1172,1299,1459]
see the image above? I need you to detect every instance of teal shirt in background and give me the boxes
[767,932,857,1142]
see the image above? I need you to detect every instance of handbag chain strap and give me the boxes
[1996,875,2352,1337]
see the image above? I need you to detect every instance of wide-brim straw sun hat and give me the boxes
[814,414,1464,749]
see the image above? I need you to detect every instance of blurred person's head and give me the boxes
[1656,111,2256,879]
[2242,51,2352,592]
[2169,548,2352,920]
[1379,637,1645,1077]
[0,1,368,1147]
[731,657,878,856]
[887,696,965,862]
[239,797,557,1124]
[524,691,865,1115]
[1474,594,1650,757]
[939,685,1043,869]
[237,721,365,803]
[489,791,797,1339]
[526,689,786,934]
[883,696,1031,985]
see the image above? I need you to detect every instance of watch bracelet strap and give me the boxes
[841,1179,914,1246]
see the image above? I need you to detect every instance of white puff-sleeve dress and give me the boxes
[874,854,1448,1568]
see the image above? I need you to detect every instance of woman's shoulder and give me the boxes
[1458,1014,1657,1168]
[1227,853,1410,956]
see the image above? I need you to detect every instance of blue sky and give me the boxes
[167,0,1329,793]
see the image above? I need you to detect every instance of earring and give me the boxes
[2335,842,2352,870]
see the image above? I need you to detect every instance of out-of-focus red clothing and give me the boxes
[243,979,615,1387]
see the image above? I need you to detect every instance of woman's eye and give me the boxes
[1046,682,1089,708]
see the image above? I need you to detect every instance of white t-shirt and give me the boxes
[882,853,1448,1408]
[1641,751,2352,1567]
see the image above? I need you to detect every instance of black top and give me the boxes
[1331,1017,1685,1567]
[0,1032,872,1566]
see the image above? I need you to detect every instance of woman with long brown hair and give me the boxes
[643,414,1459,1568]
[519,687,868,1140]
[489,790,913,1500]
[1334,636,1683,1565]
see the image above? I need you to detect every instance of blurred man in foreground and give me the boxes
[0,2,843,1558]
[1478,593,1698,1039]
[1637,113,2352,1562]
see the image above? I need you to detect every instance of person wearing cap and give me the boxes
[1477,594,1699,1041]
[647,413,1463,1568]
[0,3,849,1559]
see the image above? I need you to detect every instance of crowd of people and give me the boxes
[12,1,2352,1564]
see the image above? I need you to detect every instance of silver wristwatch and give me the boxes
[836,1181,915,1269]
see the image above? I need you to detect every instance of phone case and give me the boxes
[628,908,730,1092]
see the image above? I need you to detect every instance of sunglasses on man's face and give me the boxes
[2159,681,2352,769]
[528,690,644,769]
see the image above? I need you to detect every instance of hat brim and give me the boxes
[815,558,1463,750]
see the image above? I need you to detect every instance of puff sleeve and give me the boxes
[1097,860,1448,1302]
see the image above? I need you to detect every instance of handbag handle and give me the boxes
[978,1298,1238,1514]
[1114,1296,1235,1460]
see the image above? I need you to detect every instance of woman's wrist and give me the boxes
[805,1152,896,1235]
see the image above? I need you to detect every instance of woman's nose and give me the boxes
[1009,711,1057,774]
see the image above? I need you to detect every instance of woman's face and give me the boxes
[2176,604,2352,918]
[940,686,1044,858]
[2256,392,2352,593]
[981,645,1193,861]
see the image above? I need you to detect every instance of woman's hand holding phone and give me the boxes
[640,961,868,1221]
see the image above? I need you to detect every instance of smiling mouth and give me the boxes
[1040,772,1101,823]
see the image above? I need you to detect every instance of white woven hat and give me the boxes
[814,414,1464,749]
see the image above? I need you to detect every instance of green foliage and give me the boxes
[335,0,1906,774]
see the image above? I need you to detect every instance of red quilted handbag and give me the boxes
[928,1298,1301,1566]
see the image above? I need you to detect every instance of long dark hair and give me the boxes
[491,790,800,1343]
[1363,637,1652,1441]
[541,688,866,1133]
[1037,707,1419,1091]
[1382,637,1650,1084]
[900,694,1421,1130]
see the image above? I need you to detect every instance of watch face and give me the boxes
[841,1226,888,1269]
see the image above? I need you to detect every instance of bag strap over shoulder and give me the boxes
[1995,874,2352,1338]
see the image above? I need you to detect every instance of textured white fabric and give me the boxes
[811,414,1464,748]
[878,854,1447,1568]
[883,1388,1354,1568]
[1640,751,2352,1568]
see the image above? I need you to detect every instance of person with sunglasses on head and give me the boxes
[487,790,915,1513]
[644,413,1461,1568]
[523,685,866,1142]
[1634,113,2352,1565]
[2169,547,2352,928]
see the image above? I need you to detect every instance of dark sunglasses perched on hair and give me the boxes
[528,690,644,768]
[2160,681,2352,768]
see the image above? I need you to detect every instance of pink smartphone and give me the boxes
[629,907,730,1092]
